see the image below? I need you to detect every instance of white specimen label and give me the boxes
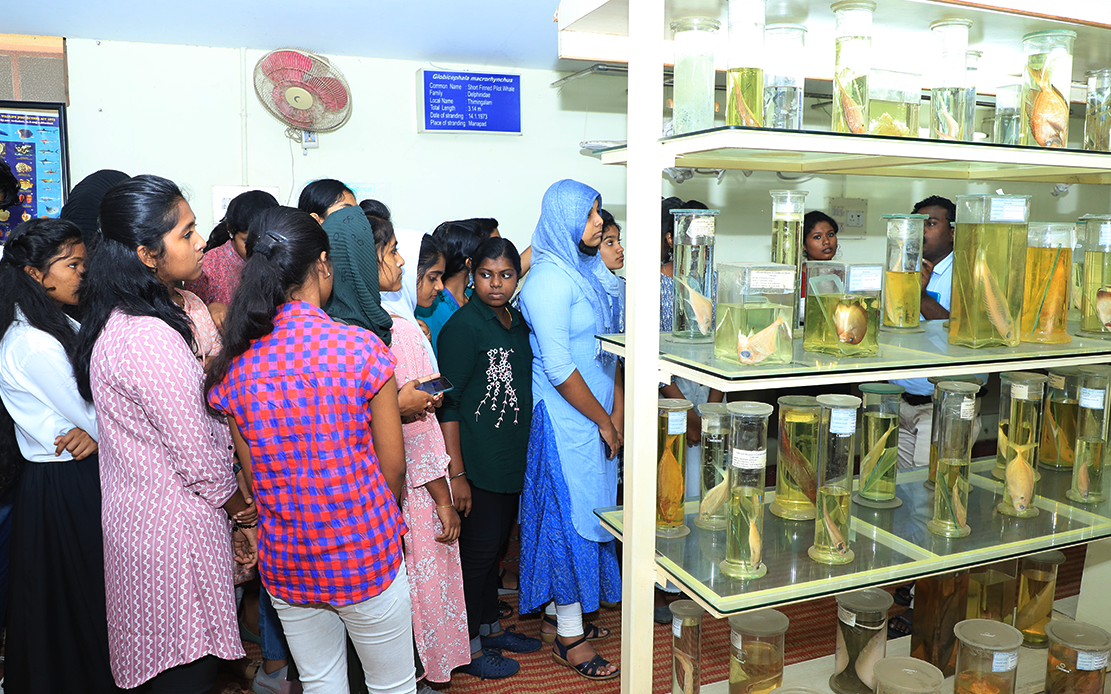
[1100,222,1111,248]
[672,616,683,638]
[1080,387,1106,410]
[848,265,883,292]
[1011,383,1030,400]
[668,410,686,435]
[837,605,856,627]
[830,408,857,435]
[1077,650,1109,671]
[750,269,795,291]
[731,630,744,650]
[684,216,715,239]
[989,197,1027,223]
[732,448,767,469]
[1049,373,1066,390]
[960,397,975,420]
[992,650,1018,672]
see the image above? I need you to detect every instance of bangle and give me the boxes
[450,472,466,480]
[436,504,454,509]
[234,520,257,530]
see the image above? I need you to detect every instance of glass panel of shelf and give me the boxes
[595,461,1111,618]
[598,320,1111,391]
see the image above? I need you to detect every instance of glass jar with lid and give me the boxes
[729,609,790,694]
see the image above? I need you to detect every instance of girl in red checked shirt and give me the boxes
[206,206,415,694]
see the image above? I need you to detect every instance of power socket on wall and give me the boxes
[827,197,869,236]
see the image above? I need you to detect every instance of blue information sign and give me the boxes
[418,70,521,134]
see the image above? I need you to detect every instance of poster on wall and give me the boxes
[0,101,69,244]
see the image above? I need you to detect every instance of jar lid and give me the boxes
[928,374,984,387]
[954,619,1023,652]
[1048,365,1081,376]
[830,0,877,12]
[836,587,894,617]
[929,18,973,30]
[1022,29,1078,41]
[817,394,862,410]
[1078,365,1111,377]
[1001,371,1048,389]
[859,383,906,394]
[1087,69,1111,77]
[778,395,820,408]
[671,208,720,217]
[882,214,929,220]
[937,381,980,396]
[765,23,808,33]
[728,401,775,418]
[1045,621,1111,653]
[769,688,826,694]
[873,657,945,694]
[659,398,694,412]
[670,17,721,32]
[1025,549,1066,565]
[668,599,705,621]
[698,402,731,417]
[1081,214,1111,221]
[728,608,790,637]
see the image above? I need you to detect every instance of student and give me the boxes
[598,209,624,272]
[379,225,471,684]
[415,220,494,350]
[73,175,255,693]
[207,206,414,693]
[297,179,357,224]
[802,210,839,261]
[0,218,120,693]
[184,189,279,306]
[59,169,130,248]
[439,237,539,680]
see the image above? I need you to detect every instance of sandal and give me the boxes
[551,635,619,681]
[540,615,610,643]
[888,610,913,639]
[498,600,514,619]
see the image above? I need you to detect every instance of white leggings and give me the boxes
[545,601,584,638]
[271,564,416,694]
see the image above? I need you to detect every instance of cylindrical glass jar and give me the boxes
[763,24,807,130]
[1021,30,1076,148]
[1016,550,1065,647]
[1045,621,1111,694]
[809,394,861,565]
[994,83,1022,145]
[671,18,720,135]
[855,383,903,508]
[696,403,731,530]
[671,208,718,341]
[770,190,808,283]
[670,600,705,694]
[658,398,694,538]
[726,0,765,128]
[1069,365,1110,503]
[998,372,1047,518]
[953,619,1023,694]
[911,571,969,676]
[772,395,820,521]
[967,559,1018,625]
[927,375,983,489]
[722,402,773,579]
[1021,223,1074,344]
[964,50,982,141]
[831,588,894,694]
[950,194,1030,348]
[881,214,927,331]
[929,19,972,141]
[831,1,876,134]
[1039,366,1080,468]
[868,69,920,137]
[1078,214,1111,339]
[927,382,979,538]
[1085,68,1111,152]
[728,609,790,694]
[873,657,944,694]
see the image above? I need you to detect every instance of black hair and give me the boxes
[359,198,391,221]
[463,217,499,237]
[913,195,957,225]
[804,210,839,236]
[471,236,522,277]
[417,234,445,282]
[661,197,708,263]
[297,179,354,219]
[599,208,620,232]
[360,204,396,257]
[205,190,281,252]
[73,174,194,401]
[0,218,84,491]
[432,221,489,280]
[206,207,329,414]
[0,160,18,210]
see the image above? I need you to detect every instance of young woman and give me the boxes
[803,210,839,261]
[439,237,539,680]
[598,209,624,272]
[518,179,624,681]
[207,206,414,693]
[0,218,120,694]
[415,220,496,350]
[380,227,472,684]
[184,189,279,306]
[297,178,357,224]
[72,175,255,694]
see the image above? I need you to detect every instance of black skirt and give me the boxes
[5,453,123,693]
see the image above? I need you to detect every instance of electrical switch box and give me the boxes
[827,197,868,235]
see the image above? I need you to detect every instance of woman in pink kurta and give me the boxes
[381,225,470,682]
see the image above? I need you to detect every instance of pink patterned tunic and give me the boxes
[183,241,244,306]
[90,311,243,688]
[389,317,470,682]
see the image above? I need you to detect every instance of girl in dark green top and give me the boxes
[438,237,537,678]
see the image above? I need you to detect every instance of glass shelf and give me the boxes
[598,320,1111,392]
[595,461,1111,619]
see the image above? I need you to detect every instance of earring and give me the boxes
[323,271,332,278]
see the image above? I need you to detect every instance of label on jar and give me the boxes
[837,605,857,627]
[989,197,1027,223]
[731,630,743,650]
[668,410,686,435]
[750,269,795,291]
[830,408,857,435]
[1011,383,1030,400]
[1099,222,1111,248]
[1049,373,1067,390]
[1080,387,1106,410]
[681,216,715,240]
[848,265,883,292]
[992,650,1019,672]
[1077,650,1109,671]
[732,448,766,469]
[672,616,683,639]
[960,397,975,420]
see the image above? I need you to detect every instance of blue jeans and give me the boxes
[259,586,291,661]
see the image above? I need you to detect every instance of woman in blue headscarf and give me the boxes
[517,179,624,682]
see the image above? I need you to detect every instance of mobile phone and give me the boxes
[415,376,453,395]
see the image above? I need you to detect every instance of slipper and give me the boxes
[893,585,913,607]
[540,615,610,643]
[551,635,619,681]
[888,611,913,639]
[498,600,514,619]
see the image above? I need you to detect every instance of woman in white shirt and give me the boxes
[0,218,119,693]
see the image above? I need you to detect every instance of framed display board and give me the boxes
[0,100,69,243]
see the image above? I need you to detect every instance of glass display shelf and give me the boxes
[598,320,1111,392]
[594,461,1111,619]
[596,127,1111,183]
